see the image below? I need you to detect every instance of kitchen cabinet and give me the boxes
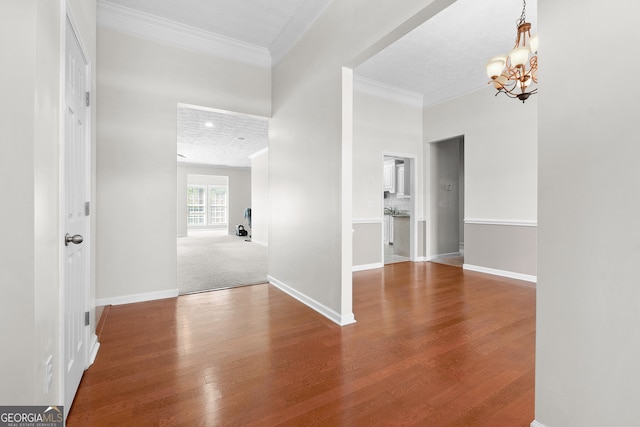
[383,214,394,244]
[383,160,395,193]
[393,216,410,257]
[396,164,405,197]
[384,215,389,244]
[396,162,410,198]
[383,214,393,244]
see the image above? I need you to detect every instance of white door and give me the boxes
[63,17,90,412]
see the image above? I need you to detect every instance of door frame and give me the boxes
[60,7,93,412]
[381,151,418,263]
[426,135,465,260]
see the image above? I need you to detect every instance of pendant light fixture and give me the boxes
[486,0,538,103]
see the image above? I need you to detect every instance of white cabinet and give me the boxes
[383,160,395,193]
[396,164,405,197]
[384,215,389,244]
[396,162,410,198]
[383,215,394,244]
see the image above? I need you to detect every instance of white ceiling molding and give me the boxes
[97,0,271,69]
[353,75,424,108]
[269,0,333,65]
[248,147,269,159]
[422,79,488,108]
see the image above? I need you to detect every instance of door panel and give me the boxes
[64,17,89,412]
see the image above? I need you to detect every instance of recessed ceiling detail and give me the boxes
[177,106,268,168]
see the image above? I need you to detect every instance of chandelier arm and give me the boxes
[486,0,537,103]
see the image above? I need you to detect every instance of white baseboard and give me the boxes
[88,334,100,366]
[251,239,268,247]
[531,421,546,427]
[268,275,356,326]
[432,251,462,259]
[96,288,179,306]
[352,262,384,272]
[463,264,537,283]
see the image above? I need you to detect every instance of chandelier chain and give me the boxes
[517,0,527,27]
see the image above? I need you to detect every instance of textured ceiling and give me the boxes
[106,0,537,166]
[177,106,268,168]
[104,0,331,50]
[356,0,537,107]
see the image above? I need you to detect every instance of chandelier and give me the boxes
[486,0,538,102]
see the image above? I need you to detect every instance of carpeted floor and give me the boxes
[177,230,268,294]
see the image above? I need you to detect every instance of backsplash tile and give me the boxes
[384,192,411,213]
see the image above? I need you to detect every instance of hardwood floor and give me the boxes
[67,262,535,426]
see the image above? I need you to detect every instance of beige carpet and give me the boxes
[177,230,268,294]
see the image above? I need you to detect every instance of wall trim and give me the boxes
[530,421,547,427]
[268,275,356,326]
[352,218,383,224]
[354,75,424,107]
[96,288,179,306]
[88,335,100,366]
[353,262,384,272]
[432,251,461,259]
[465,218,537,227]
[97,0,271,68]
[248,147,268,159]
[270,0,332,65]
[463,264,537,283]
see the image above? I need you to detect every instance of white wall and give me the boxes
[270,0,452,324]
[250,149,269,246]
[424,88,537,222]
[535,0,640,426]
[176,165,251,236]
[96,26,270,302]
[424,88,537,276]
[353,90,424,219]
[352,88,423,267]
[0,0,96,406]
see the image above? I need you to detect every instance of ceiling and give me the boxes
[356,0,537,107]
[176,106,268,168]
[103,0,537,167]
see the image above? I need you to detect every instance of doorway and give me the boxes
[383,155,415,264]
[429,136,464,267]
[176,104,269,294]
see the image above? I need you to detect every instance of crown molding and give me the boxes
[97,0,271,69]
[270,0,332,65]
[248,147,268,159]
[423,79,487,108]
[353,75,424,108]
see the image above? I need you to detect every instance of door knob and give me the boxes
[65,233,84,246]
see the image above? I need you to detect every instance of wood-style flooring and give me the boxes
[67,262,535,426]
